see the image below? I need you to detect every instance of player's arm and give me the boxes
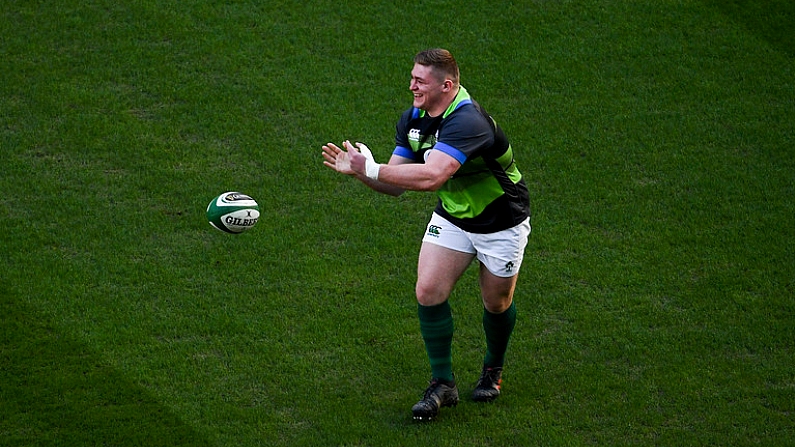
[342,140,461,192]
[374,150,460,192]
[355,153,413,197]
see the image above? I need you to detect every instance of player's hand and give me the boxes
[323,141,379,180]
[322,142,355,175]
[343,140,367,175]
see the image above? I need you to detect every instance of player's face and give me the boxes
[410,64,447,116]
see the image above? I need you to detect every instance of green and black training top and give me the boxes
[393,86,531,234]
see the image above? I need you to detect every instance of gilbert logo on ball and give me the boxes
[206,192,260,234]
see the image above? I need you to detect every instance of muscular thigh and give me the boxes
[416,242,475,306]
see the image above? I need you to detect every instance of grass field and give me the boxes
[2,0,793,445]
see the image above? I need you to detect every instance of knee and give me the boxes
[415,281,448,307]
[483,296,513,314]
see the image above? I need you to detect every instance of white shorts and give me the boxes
[422,213,531,277]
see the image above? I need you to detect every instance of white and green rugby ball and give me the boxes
[206,192,260,234]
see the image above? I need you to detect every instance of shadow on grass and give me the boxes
[705,0,795,57]
[0,286,211,446]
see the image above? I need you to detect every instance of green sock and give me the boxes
[418,301,454,382]
[483,301,517,368]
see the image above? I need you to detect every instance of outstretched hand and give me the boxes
[322,140,367,176]
[322,142,352,174]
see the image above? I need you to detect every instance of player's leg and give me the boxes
[480,268,519,369]
[412,214,476,420]
[416,241,474,381]
[471,218,530,402]
[416,227,476,378]
[416,240,474,307]
[471,268,518,402]
[480,268,518,313]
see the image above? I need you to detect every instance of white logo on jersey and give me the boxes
[409,128,421,141]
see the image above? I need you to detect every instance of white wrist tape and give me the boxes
[365,159,381,180]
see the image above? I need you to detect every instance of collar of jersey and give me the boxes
[412,86,472,119]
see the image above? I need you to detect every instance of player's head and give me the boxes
[411,49,460,115]
[414,48,460,86]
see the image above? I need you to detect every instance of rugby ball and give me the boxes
[206,192,260,234]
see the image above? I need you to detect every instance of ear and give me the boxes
[441,79,454,92]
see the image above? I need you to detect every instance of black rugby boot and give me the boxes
[471,366,503,402]
[411,378,459,420]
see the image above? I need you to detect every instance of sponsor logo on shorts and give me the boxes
[427,224,442,238]
[505,261,515,273]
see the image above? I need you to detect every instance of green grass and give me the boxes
[2,0,793,445]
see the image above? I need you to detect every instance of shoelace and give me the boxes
[424,379,455,399]
[423,381,442,398]
[479,369,501,388]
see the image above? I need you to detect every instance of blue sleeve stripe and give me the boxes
[393,146,418,160]
[433,142,467,164]
[455,99,472,111]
